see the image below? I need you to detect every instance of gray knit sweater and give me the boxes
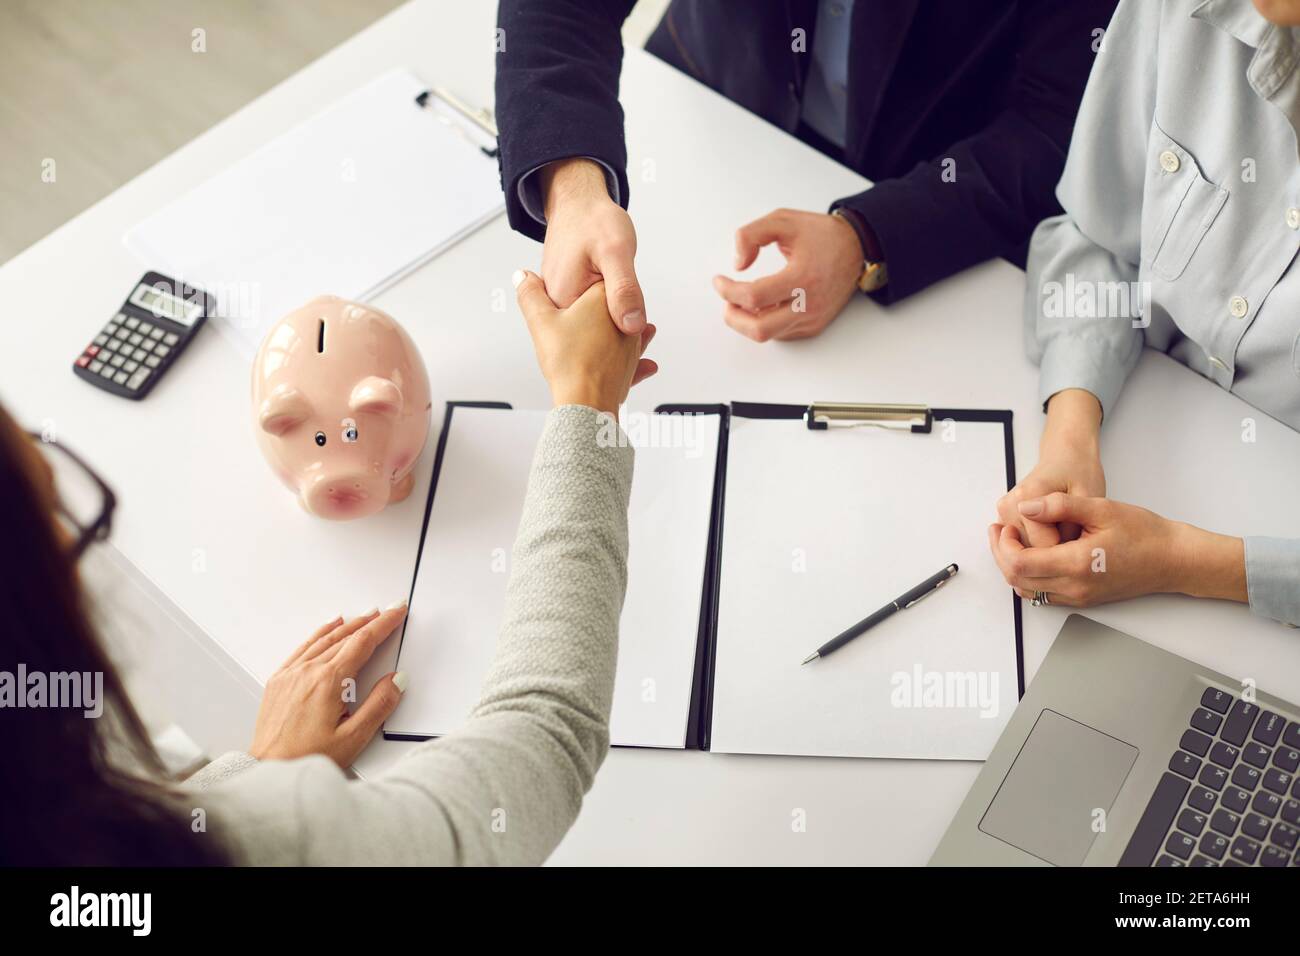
[187,406,633,865]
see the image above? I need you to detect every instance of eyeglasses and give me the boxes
[26,432,116,559]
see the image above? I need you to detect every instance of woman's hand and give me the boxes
[711,208,863,342]
[988,492,1247,607]
[250,603,409,768]
[514,270,657,415]
[998,388,1106,548]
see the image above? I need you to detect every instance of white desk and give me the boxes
[3,0,1297,865]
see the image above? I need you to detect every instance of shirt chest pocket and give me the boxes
[1141,123,1229,282]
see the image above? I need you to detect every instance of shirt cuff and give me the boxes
[1244,536,1300,628]
[1036,332,1141,419]
[517,157,622,226]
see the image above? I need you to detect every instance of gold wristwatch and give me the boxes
[832,208,889,293]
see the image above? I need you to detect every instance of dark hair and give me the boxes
[0,402,227,865]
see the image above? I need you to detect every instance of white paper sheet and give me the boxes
[387,406,720,748]
[123,68,504,359]
[709,415,1018,760]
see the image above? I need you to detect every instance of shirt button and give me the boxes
[1208,355,1229,372]
[1287,207,1300,229]
[1229,295,1249,319]
[1159,150,1181,173]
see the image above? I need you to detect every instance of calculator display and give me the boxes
[129,282,202,325]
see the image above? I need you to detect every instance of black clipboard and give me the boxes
[388,400,1024,751]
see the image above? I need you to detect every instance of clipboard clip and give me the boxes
[415,87,499,158]
[805,402,933,433]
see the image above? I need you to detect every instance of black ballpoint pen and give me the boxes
[800,563,959,665]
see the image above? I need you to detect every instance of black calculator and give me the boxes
[73,272,215,399]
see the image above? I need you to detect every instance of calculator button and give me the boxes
[138,321,154,335]
[154,344,171,358]
[88,360,104,373]
[124,316,140,330]
[113,327,129,340]
[75,355,91,368]
[99,364,115,380]
[127,369,151,391]
[102,339,118,352]
[132,348,147,362]
[144,355,160,368]
[105,323,119,335]
[163,332,179,346]
[128,333,144,346]
[85,345,100,357]
[109,354,125,368]
[113,371,129,385]
[94,334,108,346]
[149,327,164,340]
[123,360,139,373]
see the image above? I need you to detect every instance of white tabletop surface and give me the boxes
[3,0,1297,865]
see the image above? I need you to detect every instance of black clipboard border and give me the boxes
[384,400,512,742]
[385,400,1023,745]
[723,403,1026,710]
[654,404,730,751]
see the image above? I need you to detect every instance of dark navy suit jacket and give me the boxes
[494,0,1116,303]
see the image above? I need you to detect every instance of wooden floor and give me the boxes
[0,0,402,262]
[0,0,667,265]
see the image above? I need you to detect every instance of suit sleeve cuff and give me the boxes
[831,178,963,305]
[1244,536,1300,628]
[517,157,622,226]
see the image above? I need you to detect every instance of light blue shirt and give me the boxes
[801,0,854,148]
[1026,0,1300,626]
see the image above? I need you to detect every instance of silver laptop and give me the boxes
[931,614,1300,867]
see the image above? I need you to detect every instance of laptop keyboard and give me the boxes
[1119,688,1300,867]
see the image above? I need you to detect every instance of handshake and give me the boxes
[512,155,868,426]
[536,157,866,343]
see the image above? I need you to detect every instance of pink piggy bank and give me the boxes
[251,295,432,521]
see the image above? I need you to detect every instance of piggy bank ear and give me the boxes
[349,376,403,417]
[259,385,312,437]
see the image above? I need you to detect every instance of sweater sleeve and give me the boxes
[199,406,634,865]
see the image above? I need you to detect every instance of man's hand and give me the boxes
[515,270,657,415]
[988,494,1247,608]
[997,389,1106,548]
[712,208,863,342]
[539,158,646,334]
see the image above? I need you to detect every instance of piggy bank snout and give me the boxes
[302,470,390,521]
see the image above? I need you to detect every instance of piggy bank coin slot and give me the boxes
[317,319,326,353]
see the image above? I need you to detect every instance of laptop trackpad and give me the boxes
[979,709,1138,866]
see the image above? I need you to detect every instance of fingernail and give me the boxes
[392,671,409,694]
[511,269,525,288]
[622,309,645,332]
[386,597,408,611]
[360,607,379,618]
[1018,500,1044,517]
[734,255,744,270]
